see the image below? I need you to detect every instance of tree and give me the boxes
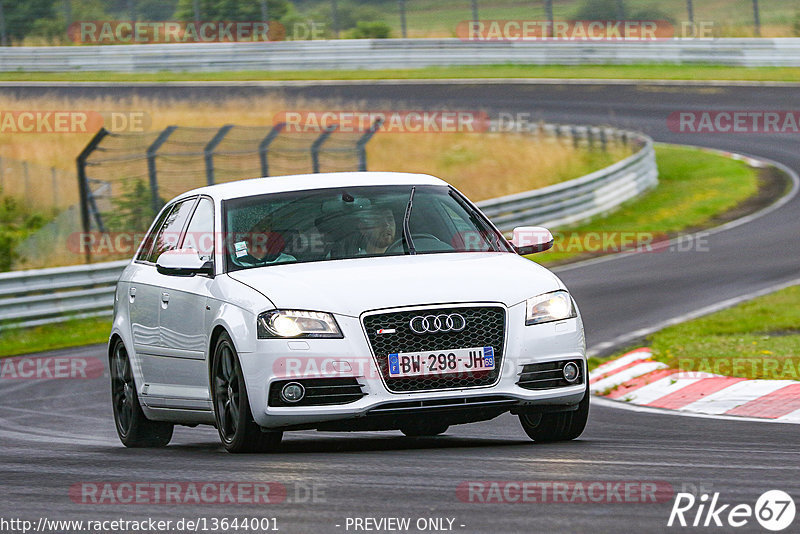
[175,0,289,22]
[0,0,57,42]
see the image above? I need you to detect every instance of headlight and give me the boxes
[525,290,576,325]
[257,310,343,339]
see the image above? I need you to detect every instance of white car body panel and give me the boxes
[109,171,587,432]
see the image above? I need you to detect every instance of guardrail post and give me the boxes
[259,122,285,177]
[356,118,383,172]
[146,125,177,215]
[76,128,110,263]
[311,124,338,173]
[204,125,233,186]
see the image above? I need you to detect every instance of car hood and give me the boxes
[226,252,564,317]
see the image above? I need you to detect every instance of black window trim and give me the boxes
[134,195,199,266]
[177,194,216,277]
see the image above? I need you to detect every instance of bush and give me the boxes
[0,195,49,272]
[573,0,675,24]
[346,20,392,39]
[103,179,161,233]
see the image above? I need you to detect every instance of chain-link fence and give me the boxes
[305,0,791,39]
[77,121,381,237]
[0,157,75,211]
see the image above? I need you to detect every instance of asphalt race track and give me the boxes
[1,81,799,533]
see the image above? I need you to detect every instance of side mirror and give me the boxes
[510,226,554,255]
[156,249,214,277]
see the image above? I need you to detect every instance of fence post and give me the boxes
[0,156,4,191]
[146,125,177,215]
[259,122,285,177]
[311,124,338,173]
[51,166,58,208]
[332,0,339,38]
[356,118,383,172]
[752,0,761,37]
[398,0,407,38]
[22,161,30,205]
[204,125,233,186]
[76,128,110,263]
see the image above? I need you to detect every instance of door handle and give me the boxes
[129,287,136,302]
[161,292,170,303]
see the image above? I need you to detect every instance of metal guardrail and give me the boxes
[2,39,800,72]
[478,126,656,231]
[0,260,128,330]
[0,125,656,330]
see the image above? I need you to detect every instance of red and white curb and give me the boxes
[589,348,800,422]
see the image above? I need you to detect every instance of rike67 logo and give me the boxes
[668,490,795,531]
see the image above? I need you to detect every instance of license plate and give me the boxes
[387,347,495,378]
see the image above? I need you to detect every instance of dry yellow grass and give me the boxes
[0,94,627,205]
[0,94,629,268]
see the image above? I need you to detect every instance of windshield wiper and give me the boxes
[402,186,416,255]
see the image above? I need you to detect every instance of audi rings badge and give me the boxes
[409,314,467,334]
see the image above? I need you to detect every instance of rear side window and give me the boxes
[143,198,197,263]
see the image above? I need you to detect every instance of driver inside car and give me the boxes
[354,203,397,255]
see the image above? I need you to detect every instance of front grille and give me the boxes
[268,377,366,407]
[517,359,584,390]
[363,305,506,392]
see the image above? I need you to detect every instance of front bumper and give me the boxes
[237,301,586,429]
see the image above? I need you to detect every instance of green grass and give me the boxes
[293,0,795,38]
[600,285,800,380]
[0,316,111,358]
[536,145,760,265]
[5,64,800,83]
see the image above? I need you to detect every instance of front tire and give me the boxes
[110,339,173,447]
[212,332,282,453]
[519,382,589,443]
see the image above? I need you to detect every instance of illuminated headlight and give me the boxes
[525,290,576,326]
[257,310,343,339]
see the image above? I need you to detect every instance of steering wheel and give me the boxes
[385,233,452,254]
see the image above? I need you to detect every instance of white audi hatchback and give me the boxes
[109,172,587,452]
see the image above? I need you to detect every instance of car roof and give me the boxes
[173,172,449,202]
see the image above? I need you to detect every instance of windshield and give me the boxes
[223,184,512,272]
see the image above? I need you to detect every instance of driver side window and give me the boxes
[143,198,197,264]
[180,198,215,261]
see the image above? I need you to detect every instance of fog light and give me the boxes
[563,362,580,383]
[280,382,305,403]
